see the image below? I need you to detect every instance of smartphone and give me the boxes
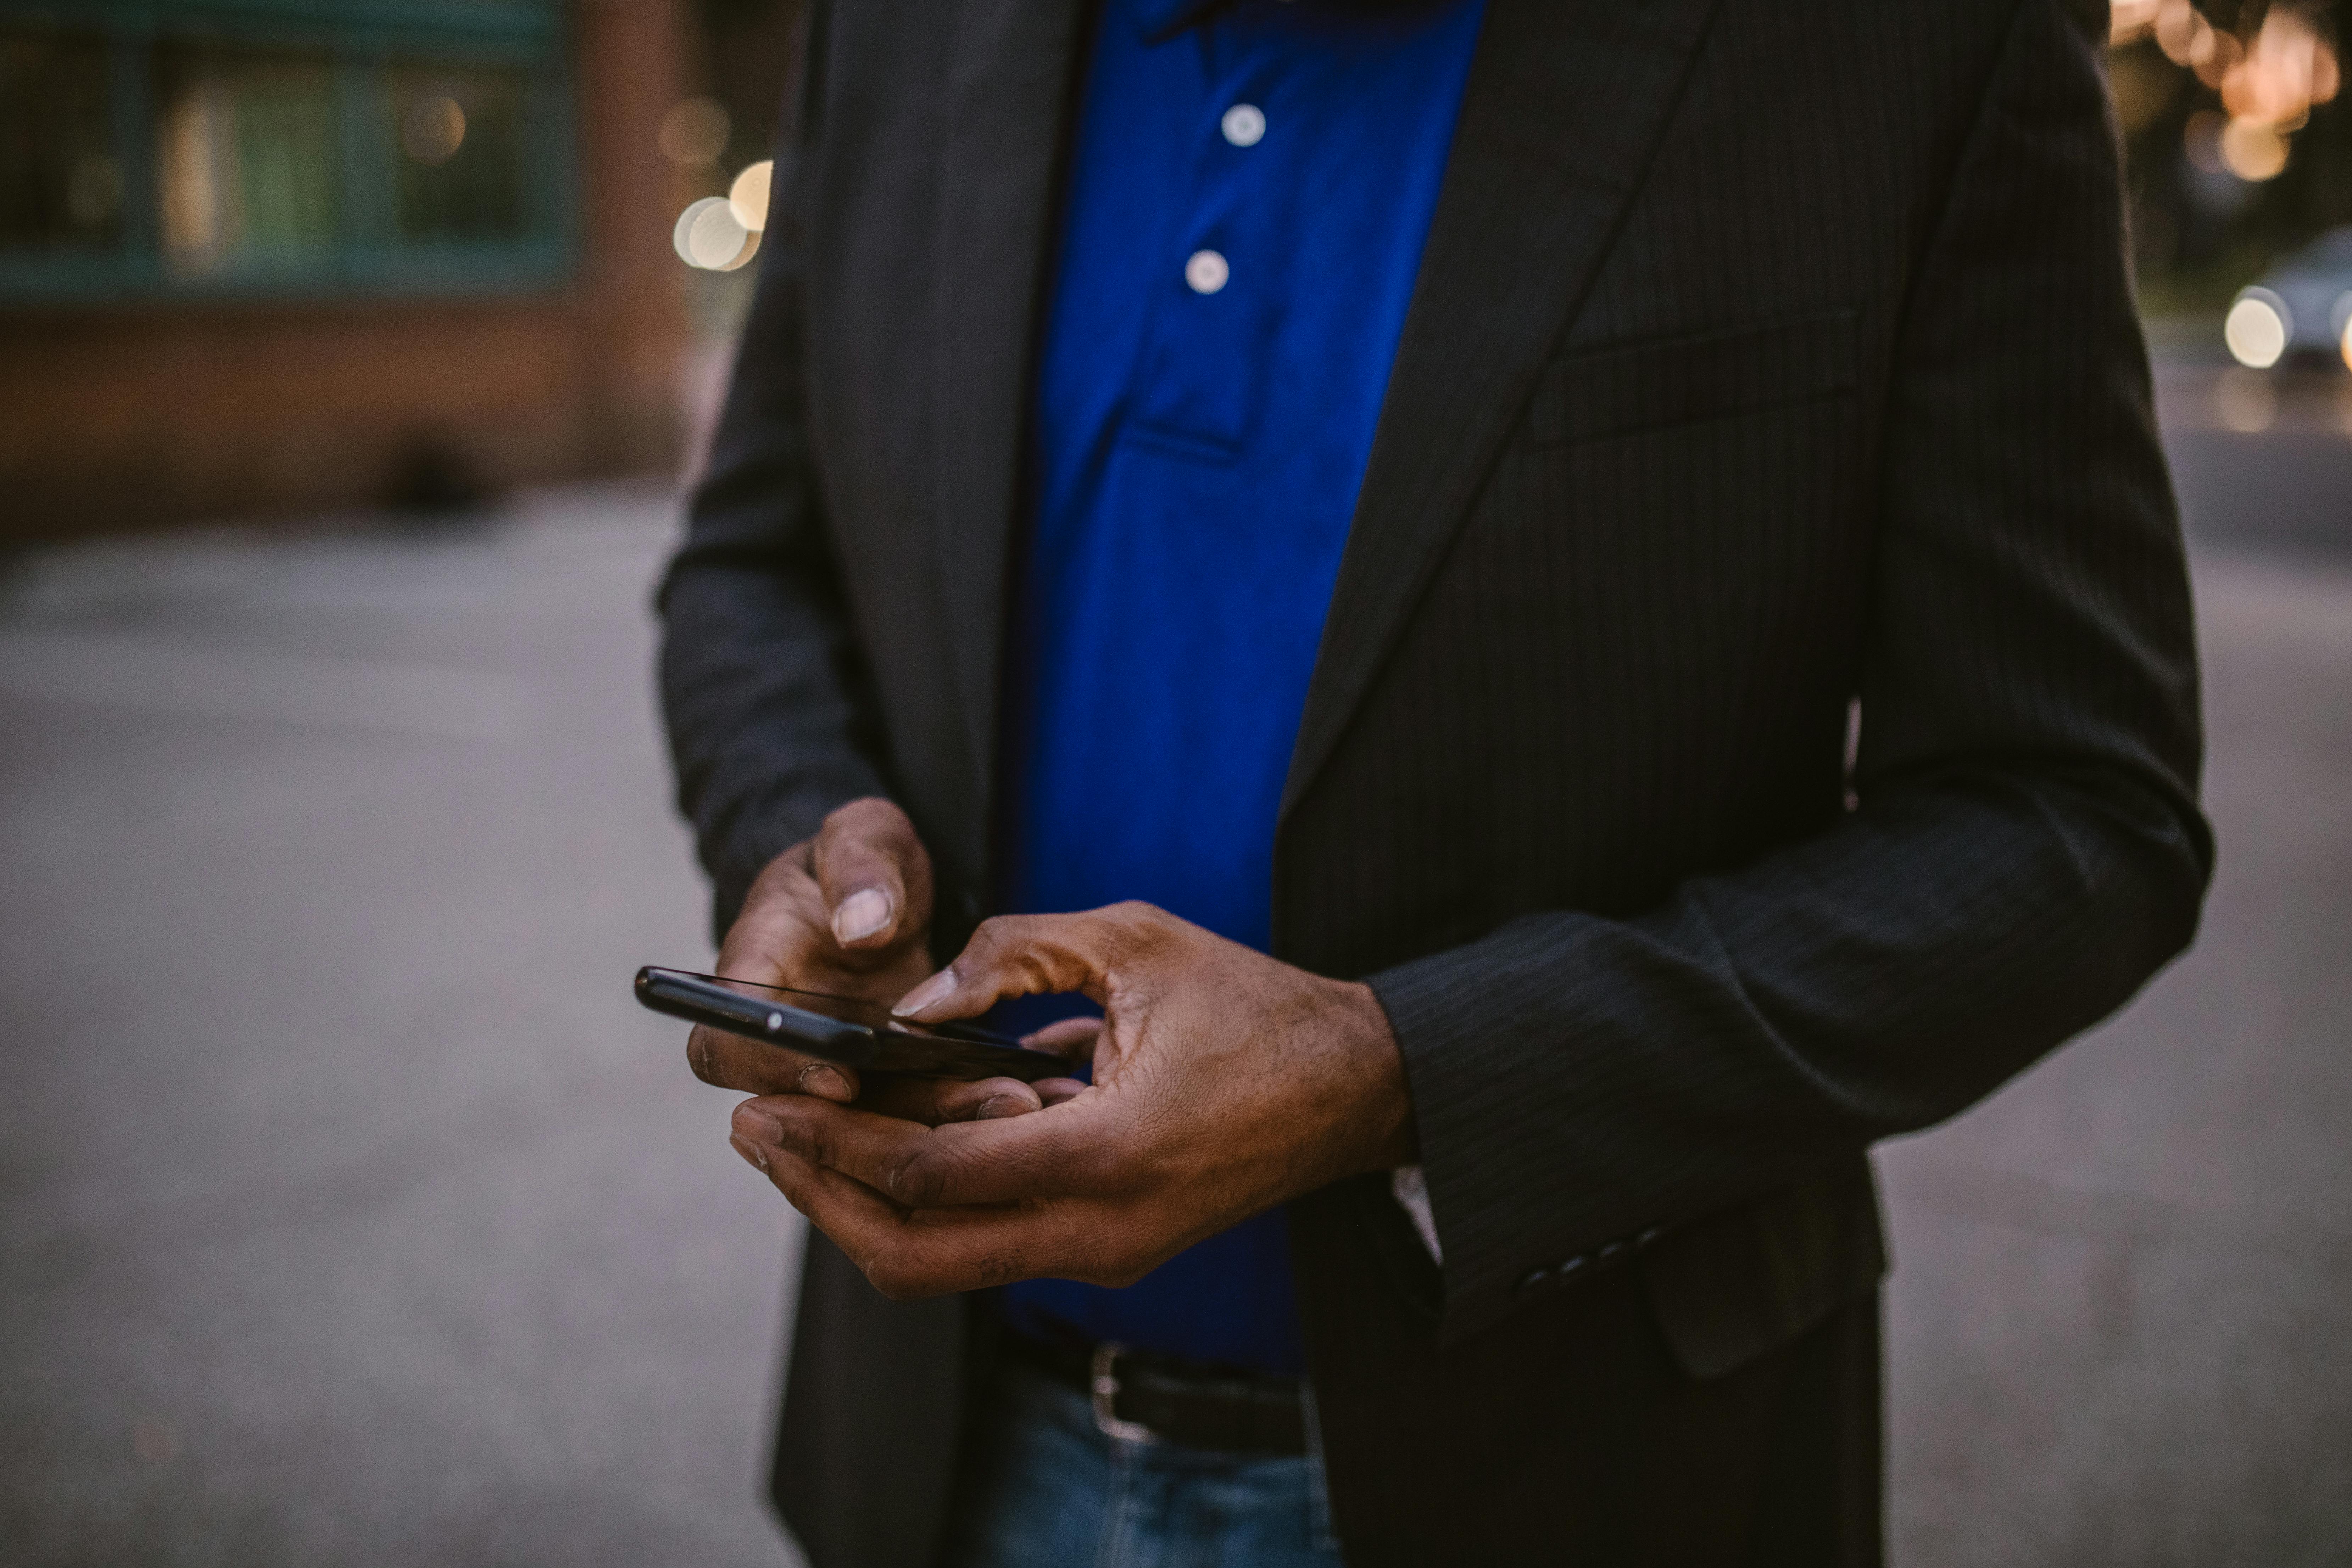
[634,966,1072,1083]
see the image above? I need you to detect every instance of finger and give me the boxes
[854,1074,1045,1125]
[1020,1017,1104,1059]
[931,1076,1048,1122]
[717,841,827,983]
[733,1132,902,1227]
[1036,1077,1088,1107]
[893,903,1185,1022]
[748,1144,1115,1298]
[849,1072,1039,1125]
[813,798,932,950]
[689,1023,858,1101]
[741,1091,1119,1209]
[735,1096,939,1197]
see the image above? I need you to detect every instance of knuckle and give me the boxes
[1073,1246,1134,1289]
[747,842,813,901]
[823,796,904,849]
[1099,902,1168,961]
[1093,1237,1156,1289]
[970,1248,1027,1290]
[963,915,1018,970]
[686,1030,716,1084]
[1107,900,1167,938]
[776,1114,834,1168]
[763,1156,808,1206]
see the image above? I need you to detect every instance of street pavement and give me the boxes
[1,357,2347,1566]
[0,488,793,1566]
[1882,359,2352,1567]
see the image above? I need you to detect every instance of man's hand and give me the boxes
[723,902,1416,1298]
[689,798,1075,1125]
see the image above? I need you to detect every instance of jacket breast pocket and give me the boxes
[1528,308,1860,447]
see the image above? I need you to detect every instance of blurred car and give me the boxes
[2225,225,2352,371]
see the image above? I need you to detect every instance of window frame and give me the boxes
[0,0,580,303]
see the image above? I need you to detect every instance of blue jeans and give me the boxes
[939,1358,1348,1568]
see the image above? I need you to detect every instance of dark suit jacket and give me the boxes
[659,0,2210,1561]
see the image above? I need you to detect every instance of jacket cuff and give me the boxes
[1369,916,1681,1344]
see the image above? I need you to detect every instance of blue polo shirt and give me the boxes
[993,0,1485,1377]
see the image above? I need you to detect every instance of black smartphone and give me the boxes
[634,966,1072,1083]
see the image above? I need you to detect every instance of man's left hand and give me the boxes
[724,902,1416,1298]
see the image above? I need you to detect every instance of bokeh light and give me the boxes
[2219,116,2289,180]
[2220,7,2338,127]
[673,194,758,271]
[2109,0,2161,45]
[402,96,466,166]
[2121,1,2340,185]
[2223,288,2290,368]
[729,160,773,234]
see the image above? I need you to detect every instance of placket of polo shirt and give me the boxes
[1122,21,1281,462]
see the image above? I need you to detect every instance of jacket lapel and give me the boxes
[1279,0,1721,822]
[931,0,1091,851]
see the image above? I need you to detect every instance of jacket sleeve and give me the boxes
[657,1,890,939]
[1368,0,2213,1342]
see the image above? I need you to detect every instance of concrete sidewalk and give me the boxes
[1,459,2347,1564]
[0,486,797,1566]
[1880,544,2352,1567]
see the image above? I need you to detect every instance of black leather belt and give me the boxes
[1004,1329,1309,1456]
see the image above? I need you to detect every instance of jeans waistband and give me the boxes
[1001,1328,1309,1456]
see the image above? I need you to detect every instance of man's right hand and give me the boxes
[687,797,937,1103]
[686,798,1065,1124]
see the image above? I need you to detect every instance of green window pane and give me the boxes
[0,30,124,252]
[390,65,527,244]
[156,46,339,274]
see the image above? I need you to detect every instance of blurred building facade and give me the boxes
[0,0,696,538]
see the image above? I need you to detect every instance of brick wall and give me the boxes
[0,0,691,540]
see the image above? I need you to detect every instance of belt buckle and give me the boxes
[1089,1342,1160,1444]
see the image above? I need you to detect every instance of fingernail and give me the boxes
[729,1133,770,1173]
[831,888,892,944]
[974,1094,1026,1120]
[893,967,957,1018]
[795,1062,852,1101]
[733,1104,783,1143]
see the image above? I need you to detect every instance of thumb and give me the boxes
[811,798,931,949]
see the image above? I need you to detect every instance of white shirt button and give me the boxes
[1221,103,1266,147]
[1184,249,1229,294]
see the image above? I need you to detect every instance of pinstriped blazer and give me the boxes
[659,0,2209,1559]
